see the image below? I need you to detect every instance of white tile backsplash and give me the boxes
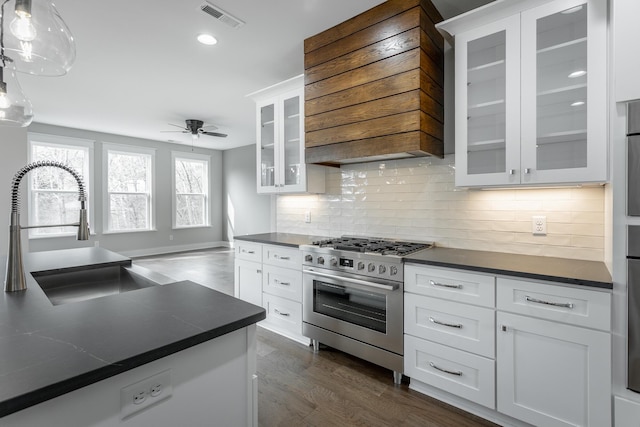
[276,155,605,262]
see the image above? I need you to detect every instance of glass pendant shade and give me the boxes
[0,63,33,126]
[1,0,76,76]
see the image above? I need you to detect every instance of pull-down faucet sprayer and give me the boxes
[4,161,90,292]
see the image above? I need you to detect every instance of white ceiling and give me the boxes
[18,0,493,151]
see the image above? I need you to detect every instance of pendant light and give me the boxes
[0,56,33,126]
[1,0,76,76]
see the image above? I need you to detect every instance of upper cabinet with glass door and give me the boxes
[250,75,325,194]
[438,0,607,187]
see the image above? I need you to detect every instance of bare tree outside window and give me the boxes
[107,151,152,231]
[174,157,208,227]
[30,143,89,236]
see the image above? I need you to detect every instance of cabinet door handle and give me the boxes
[509,169,516,175]
[257,269,262,273]
[525,295,574,309]
[274,255,290,260]
[430,280,462,290]
[501,325,508,332]
[274,279,290,286]
[274,309,290,317]
[429,316,463,329]
[429,362,462,376]
[242,249,255,254]
[524,168,531,174]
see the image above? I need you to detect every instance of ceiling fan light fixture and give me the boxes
[197,33,218,45]
[1,0,76,76]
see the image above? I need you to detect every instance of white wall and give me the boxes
[0,126,28,258]
[277,155,605,262]
[17,123,225,257]
[222,144,271,241]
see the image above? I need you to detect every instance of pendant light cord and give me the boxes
[0,0,10,67]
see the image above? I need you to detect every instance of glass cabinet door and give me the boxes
[521,0,607,184]
[280,88,305,192]
[455,16,520,187]
[257,101,276,192]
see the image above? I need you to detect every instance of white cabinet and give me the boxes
[249,75,325,194]
[613,0,640,102]
[234,241,309,345]
[497,312,611,427]
[439,0,607,187]
[404,263,612,427]
[496,277,611,427]
[404,265,497,409]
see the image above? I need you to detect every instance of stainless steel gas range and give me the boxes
[301,236,433,384]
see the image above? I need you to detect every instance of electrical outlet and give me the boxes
[532,215,547,236]
[121,369,172,419]
[304,211,311,223]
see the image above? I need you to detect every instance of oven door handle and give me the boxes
[303,268,399,291]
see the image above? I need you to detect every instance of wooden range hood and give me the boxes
[304,0,444,166]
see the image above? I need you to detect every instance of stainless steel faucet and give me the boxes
[4,161,90,292]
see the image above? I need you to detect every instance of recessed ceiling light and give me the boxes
[568,70,587,78]
[197,34,218,45]
[571,101,585,107]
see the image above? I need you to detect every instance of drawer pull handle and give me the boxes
[242,249,255,254]
[274,309,290,317]
[275,255,290,260]
[429,316,463,329]
[274,279,290,286]
[430,280,462,290]
[429,362,462,376]
[525,296,574,309]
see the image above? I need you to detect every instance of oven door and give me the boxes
[302,267,403,354]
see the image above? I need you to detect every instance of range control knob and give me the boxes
[368,263,376,272]
[389,266,398,276]
[304,254,313,262]
[317,256,325,265]
[379,265,387,274]
[357,261,365,270]
[330,257,338,267]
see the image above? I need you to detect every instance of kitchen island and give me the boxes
[0,247,265,426]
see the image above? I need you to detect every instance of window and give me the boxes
[28,133,93,238]
[104,144,155,232]
[172,152,210,228]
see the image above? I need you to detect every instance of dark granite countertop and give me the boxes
[0,247,265,418]
[234,232,329,248]
[404,247,612,289]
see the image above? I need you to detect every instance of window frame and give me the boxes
[171,151,211,229]
[102,143,156,234]
[27,133,95,239]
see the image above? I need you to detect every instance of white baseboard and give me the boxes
[121,241,231,258]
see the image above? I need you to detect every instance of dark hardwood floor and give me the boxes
[133,248,499,427]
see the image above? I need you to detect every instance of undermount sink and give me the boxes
[33,264,162,306]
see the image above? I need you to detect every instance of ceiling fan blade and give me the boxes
[200,124,219,130]
[201,131,228,138]
[160,130,188,133]
[168,123,186,129]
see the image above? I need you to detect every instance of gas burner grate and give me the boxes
[311,236,432,256]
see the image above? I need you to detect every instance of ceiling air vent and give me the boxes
[200,2,245,29]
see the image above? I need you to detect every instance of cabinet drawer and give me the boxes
[496,278,611,331]
[405,293,495,358]
[263,245,301,269]
[235,241,263,262]
[405,264,496,307]
[263,264,302,302]
[262,293,302,336]
[404,334,495,409]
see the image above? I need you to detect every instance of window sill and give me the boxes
[102,229,157,235]
[172,225,211,230]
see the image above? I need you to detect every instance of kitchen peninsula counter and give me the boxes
[0,247,265,420]
[234,232,328,247]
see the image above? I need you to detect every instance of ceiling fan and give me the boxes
[162,119,228,140]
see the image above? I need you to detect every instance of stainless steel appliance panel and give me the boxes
[628,136,640,216]
[629,258,640,393]
[628,101,640,135]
